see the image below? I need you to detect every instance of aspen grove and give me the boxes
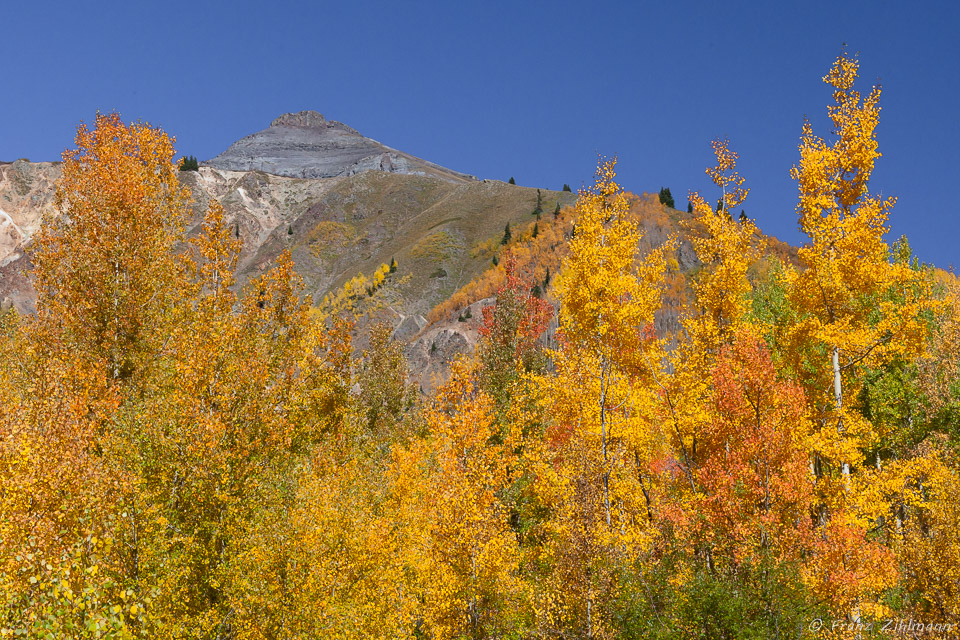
[2,55,959,639]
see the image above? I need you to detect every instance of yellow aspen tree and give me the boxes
[390,360,523,639]
[787,52,934,622]
[119,226,345,636]
[686,138,762,347]
[789,54,933,484]
[229,449,412,640]
[228,321,403,640]
[532,159,670,637]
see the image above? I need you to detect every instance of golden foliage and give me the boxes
[2,54,959,638]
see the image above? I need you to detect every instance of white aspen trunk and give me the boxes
[600,362,611,528]
[833,346,851,483]
[834,345,861,627]
[587,597,593,640]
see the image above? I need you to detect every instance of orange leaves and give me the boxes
[35,112,188,384]
[477,256,553,412]
[803,518,897,616]
[687,330,814,566]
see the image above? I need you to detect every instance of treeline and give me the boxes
[2,55,960,639]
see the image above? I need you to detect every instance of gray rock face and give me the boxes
[392,313,428,342]
[204,111,475,182]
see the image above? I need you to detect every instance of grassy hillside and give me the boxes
[216,170,579,318]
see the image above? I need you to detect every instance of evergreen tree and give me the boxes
[532,222,539,238]
[658,186,675,208]
[554,201,561,218]
[508,176,516,185]
[501,223,512,245]
[687,200,693,213]
[562,183,572,192]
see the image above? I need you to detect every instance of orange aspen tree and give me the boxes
[678,331,816,620]
[33,113,188,384]
[0,113,189,635]
[0,312,135,635]
[660,139,763,501]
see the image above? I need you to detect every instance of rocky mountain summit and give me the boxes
[204,111,476,182]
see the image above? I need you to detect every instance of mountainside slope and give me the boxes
[179,166,575,321]
[0,159,575,320]
[0,113,802,392]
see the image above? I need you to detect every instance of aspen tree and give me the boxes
[33,113,188,384]
[787,52,934,623]
[533,159,669,637]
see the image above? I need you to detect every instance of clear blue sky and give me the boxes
[3,1,958,267]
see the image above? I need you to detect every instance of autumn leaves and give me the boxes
[1,53,958,638]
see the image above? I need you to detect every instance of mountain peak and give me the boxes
[268,111,361,135]
[270,110,328,128]
[204,111,473,182]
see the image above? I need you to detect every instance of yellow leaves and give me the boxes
[705,137,749,211]
[388,363,526,638]
[792,53,888,245]
[316,262,402,322]
[685,139,762,348]
[187,198,242,307]
[786,53,938,476]
[555,158,670,375]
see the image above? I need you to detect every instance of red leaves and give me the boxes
[478,255,553,360]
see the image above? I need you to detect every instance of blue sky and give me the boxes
[3,1,958,267]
